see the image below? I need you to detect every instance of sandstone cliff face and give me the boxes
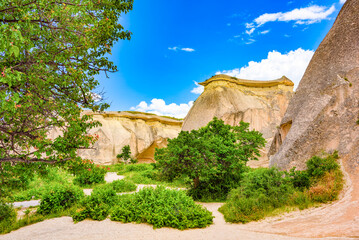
[269,0,359,173]
[77,111,182,164]
[182,74,294,167]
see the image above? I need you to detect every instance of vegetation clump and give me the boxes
[67,159,107,186]
[73,185,118,222]
[37,183,84,215]
[219,152,344,223]
[0,201,16,233]
[155,117,265,201]
[117,145,137,164]
[110,187,213,229]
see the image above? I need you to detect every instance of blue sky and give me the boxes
[97,0,347,118]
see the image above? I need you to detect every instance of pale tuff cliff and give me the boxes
[77,111,182,164]
[262,1,359,236]
[182,74,294,166]
[269,0,359,172]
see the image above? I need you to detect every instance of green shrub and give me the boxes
[37,183,84,215]
[220,153,344,223]
[0,201,16,233]
[72,196,111,222]
[119,163,154,173]
[116,145,137,164]
[72,159,107,186]
[219,168,294,223]
[0,162,50,197]
[156,118,265,201]
[306,152,339,178]
[91,185,119,205]
[72,184,118,222]
[6,166,74,202]
[110,180,137,193]
[286,167,310,190]
[110,186,213,229]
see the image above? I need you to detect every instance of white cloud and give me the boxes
[131,99,193,119]
[245,28,255,35]
[191,82,204,95]
[181,48,195,52]
[216,48,314,89]
[168,47,179,51]
[260,30,270,35]
[168,46,195,52]
[253,5,336,26]
[245,39,256,45]
[339,0,346,4]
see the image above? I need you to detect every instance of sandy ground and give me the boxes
[4,168,359,240]
[240,160,359,238]
[1,202,352,240]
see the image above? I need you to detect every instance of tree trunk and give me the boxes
[193,176,200,188]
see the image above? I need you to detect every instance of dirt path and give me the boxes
[241,161,359,238]
[1,202,352,240]
[5,168,359,239]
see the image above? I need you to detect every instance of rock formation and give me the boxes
[182,74,294,167]
[269,0,359,173]
[77,111,182,164]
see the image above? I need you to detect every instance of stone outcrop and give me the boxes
[77,111,182,164]
[182,74,294,167]
[269,0,359,173]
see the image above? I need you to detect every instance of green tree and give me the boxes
[0,0,133,196]
[117,145,133,164]
[155,117,266,201]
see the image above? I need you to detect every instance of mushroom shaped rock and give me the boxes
[182,74,294,167]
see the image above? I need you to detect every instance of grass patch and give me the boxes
[73,186,213,230]
[118,163,189,188]
[1,205,79,234]
[110,187,213,229]
[94,179,137,193]
[219,152,344,223]
[5,167,75,202]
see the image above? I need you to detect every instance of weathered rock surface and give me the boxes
[77,111,182,164]
[269,0,359,173]
[182,74,294,167]
[266,1,359,237]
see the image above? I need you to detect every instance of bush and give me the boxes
[110,186,213,229]
[72,184,118,222]
[116,145,137,164]
[37,183,84,215]
[0,201,16,233]
[5,166,74,202]
[72,159,107,186]
[110,180,137,193]
[220,152,344,223]
[306,151,339,178]
[119,163,153,173]
[219,168,294,223]
[156,118,265,201]
[286,167,310,190]
[0,162,50,198]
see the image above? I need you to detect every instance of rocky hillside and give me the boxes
[266,0,359,236]
[269,0,359,172]
[182,74,294,166]
[77,111,182,164]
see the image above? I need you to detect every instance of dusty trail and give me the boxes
[0,202,353,240]
[241,161,359,238]
[4,168,359,240]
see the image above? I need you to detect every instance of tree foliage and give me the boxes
[155,117,266,201]
[0,1,132,165]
